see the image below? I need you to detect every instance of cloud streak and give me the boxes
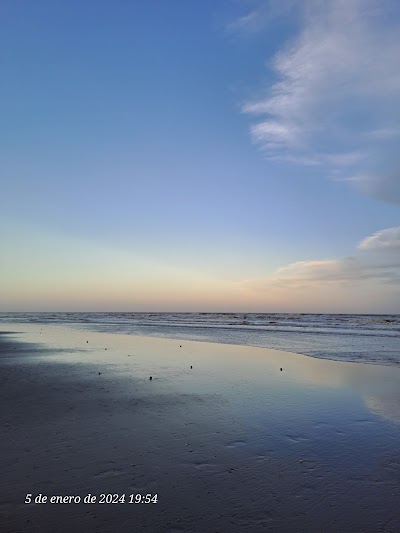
[358,226,400,251]
[239,0,400,203]
[240,226,400,292]
[227,0,297,35]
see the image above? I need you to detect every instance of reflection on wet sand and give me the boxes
[1,323,400,532]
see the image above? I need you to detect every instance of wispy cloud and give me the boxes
[227,0,297,35]
[345,173,400,204]
[240,226,400,292]
[358,226,400,251]
[366,127,400,140]
[238,0,400,203]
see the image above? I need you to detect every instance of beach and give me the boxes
[1,323,400,532]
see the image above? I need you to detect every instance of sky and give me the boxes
[1,0,400,313]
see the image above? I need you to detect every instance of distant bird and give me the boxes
[149,376,152,381]
[87,340,88,343]
[190,365,193,369]
[180,345,182,348]
[98,372,101,375]
[280,368,282,371]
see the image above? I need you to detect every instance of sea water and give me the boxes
[1,312,399,367]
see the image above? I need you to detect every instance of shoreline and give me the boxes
[1,312,399,369]
[1,323,400,532]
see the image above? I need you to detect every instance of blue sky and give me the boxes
[1,0,400,312]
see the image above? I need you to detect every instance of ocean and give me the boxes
[0,312,399,367]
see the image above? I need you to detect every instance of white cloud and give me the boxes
[359,226,400,251]
[240,226,400,292]
[250,120,300,146]
[239,0,400,203]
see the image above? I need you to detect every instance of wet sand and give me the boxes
[1,323,400,532]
